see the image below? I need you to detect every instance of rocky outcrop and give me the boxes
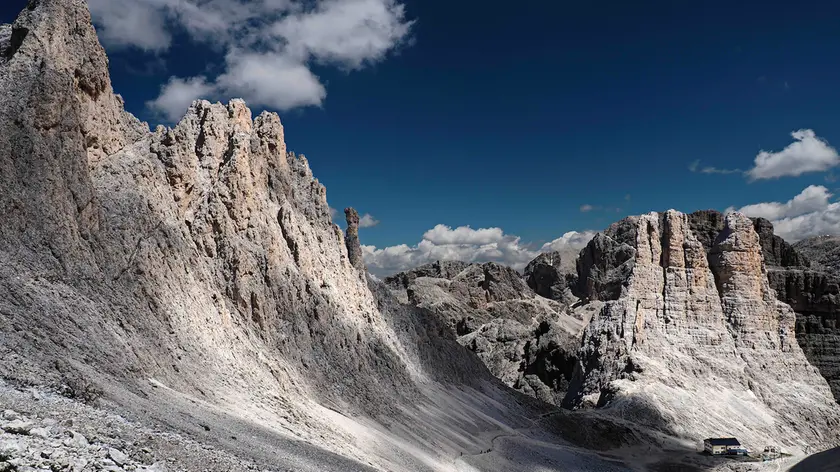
[687,212,807,267]
[344,207,365,271]
[565,210,840,453]
[752,217,810,267]
[796,235,840,273]
[688,211,840,404]
[575,231,636,301]
[387,260,588,405]
[0,24,11,62]
[524,251,577,303]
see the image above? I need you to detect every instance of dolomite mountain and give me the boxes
[390,211,840,456]
[0,1,634,471]
[687,211,840,407]
[3,1,840,471]
[564,210,840,450]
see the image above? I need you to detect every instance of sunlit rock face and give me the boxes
[688,211,840,405]
[565,210,840,452]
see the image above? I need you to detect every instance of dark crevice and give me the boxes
[4,27,28,59]
[277,208,300,266]
[194,107,210,160]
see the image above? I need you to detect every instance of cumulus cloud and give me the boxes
[89,0,414,121]
[359,214,380,228]
[146,77,215,123]
[215,51,327,111]
[732,185,832,221]
[362,225,596,277]
[747,130,839,180]
[540,231,599,253]
[87,0,172,52]
[731,185,840,241]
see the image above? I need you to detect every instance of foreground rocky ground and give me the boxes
[0,379,271,472]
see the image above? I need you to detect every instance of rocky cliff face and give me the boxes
[1,0,433,420]
[386,261,589,405]
[524,250,579,304]
[2,2,613,471]
[795,235,840,273]
[688,211,840,405]
[566,210,840,452]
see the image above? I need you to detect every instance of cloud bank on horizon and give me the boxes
[365,127,840,277]
[362,225,597,278]
[87,0,414,122]
[729,185,840,242]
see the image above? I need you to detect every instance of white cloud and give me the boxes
[146,77,215,123]
[88,0,414,122]
[87,0,172,52]
[539,231,598,253]
[362,225,596,277]
[423,225,504,246]
[580,204,595,213]
[747,130,839,180]
[329,207,338,219]
[272,0,413,69]
[359,214,380,228]
[216,52,327,111]
[732,185,840,241]
[734,185,831,221]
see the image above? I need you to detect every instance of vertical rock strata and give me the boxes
[688,211,840,405]
[567,211,840,451]
[344,207,365,272]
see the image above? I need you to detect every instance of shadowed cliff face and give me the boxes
[385,260,587,405]
[565,210,840,453]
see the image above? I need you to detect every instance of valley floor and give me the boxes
[1,377,823,472]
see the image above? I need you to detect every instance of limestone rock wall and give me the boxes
[0,3,508,468]
[796,235,840,273]
[566,210,840,452]
[344,207,365,272]
[688,211,840,404]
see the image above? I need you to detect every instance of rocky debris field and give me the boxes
[1,407,163,472]
[0,381,280,472]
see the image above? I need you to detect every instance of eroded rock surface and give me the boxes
[2,2,613,471]
[688,211,840,404]
[565,211,840,453]
[796,235,840,273]
[524,251,578,303]
[387,260,587,404]
[344,207,365,272]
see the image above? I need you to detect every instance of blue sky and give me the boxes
[4,0,840,275]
